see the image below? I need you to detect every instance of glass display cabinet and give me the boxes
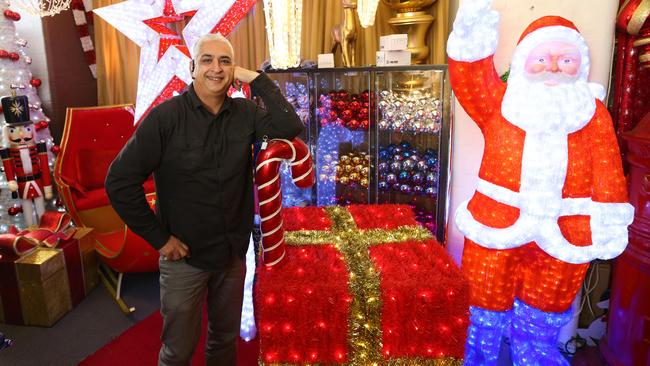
[263,66,451,242]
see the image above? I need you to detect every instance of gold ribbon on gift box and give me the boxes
[267,206,461,366]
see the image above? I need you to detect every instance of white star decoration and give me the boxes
[94,0,247,123]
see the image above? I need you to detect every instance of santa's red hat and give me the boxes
[510,15,591,81]
[518,16,580,44]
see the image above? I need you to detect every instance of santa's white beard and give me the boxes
[501,73,596,135]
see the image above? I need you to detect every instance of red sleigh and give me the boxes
[54,105,158,314]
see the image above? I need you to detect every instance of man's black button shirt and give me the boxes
[105,73,304,270]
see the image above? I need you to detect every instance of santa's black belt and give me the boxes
[17,173,41,182]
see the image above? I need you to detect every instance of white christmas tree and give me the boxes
[0,0,58,232]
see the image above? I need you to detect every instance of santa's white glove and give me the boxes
[44,185,53,200]
[590,202,635,260]
[8,180,18,192]
[447,0,500,62]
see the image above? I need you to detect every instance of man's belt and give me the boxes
[17,173,42,183]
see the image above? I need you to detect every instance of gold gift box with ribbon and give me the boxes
[15,248,72,326]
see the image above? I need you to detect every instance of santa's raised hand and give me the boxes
[447,0,500,61]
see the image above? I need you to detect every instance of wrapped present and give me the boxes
[0,212,97,325]
[15,248,72,326]
[255,204,469,365]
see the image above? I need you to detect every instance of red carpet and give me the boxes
[79,311,259,365]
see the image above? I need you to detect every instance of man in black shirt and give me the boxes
[105,33,303,365]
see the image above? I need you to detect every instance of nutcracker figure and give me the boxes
[1,93,52,226]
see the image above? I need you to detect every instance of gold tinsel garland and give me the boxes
[264,206,462,366]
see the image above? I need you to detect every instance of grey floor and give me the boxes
[0,272,160,366]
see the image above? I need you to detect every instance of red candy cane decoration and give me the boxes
[255,138,314,266]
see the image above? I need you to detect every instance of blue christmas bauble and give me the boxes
[426,157,438,167]
[416,160,428,171]
[412,172,424,185]
[402,159,415,171]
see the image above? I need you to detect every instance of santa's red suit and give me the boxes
[447,2,634,364]
[1,142,51,200]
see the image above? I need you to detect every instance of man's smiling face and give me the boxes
[192,39,235,98]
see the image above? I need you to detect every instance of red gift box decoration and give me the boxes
[255,204,469,365]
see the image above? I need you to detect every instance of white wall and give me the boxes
[446,0,619,264]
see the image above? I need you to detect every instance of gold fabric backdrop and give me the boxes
[94,0,449,105]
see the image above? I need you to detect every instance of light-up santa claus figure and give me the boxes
[447,0,634,364]
[0,93,52,226]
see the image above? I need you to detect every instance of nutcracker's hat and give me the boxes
[1,94,31,127]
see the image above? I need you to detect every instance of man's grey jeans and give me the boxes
[157,255,245,366]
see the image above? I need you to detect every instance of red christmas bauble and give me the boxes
[8,206,22,216]
[349,101,361,112]
[328,110,338,120]
[9,52,19,61]
[319,117,330,127]
[341,109,353,122]
[347,119,360,130]
[358,107,369,120]
[360,119,369,130]
[51,145,61,155]
[3,10,20,21]
[30,78,41,87]
[0,50,9,58]
[338,91,350,100]
[35,120,48,131]
[335,100,347,111]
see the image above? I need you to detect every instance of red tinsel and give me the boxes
[256,204,469,364]
[282,206,332,231]
[371,240,469,358]
[256,244,351,364]
[347,204,419,230]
